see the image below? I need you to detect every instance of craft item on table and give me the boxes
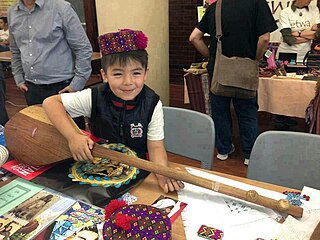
[301,186,320,205]
[266,45,277,69]
[152,195,187,223]
[259,67,275,77]
[283,191,310,207]
[8,188,76,240]
[43,201,104,240]
[0,178,44,216]
[68,143,140,188]
[255,238,278,240]
[2,159,54,180]
[197,224,223,240]
[103,200,171,240]
[0,145,8,167]
[290,59,296,65]
[0,168,14,182]
[183,62,208,75]
[118,192,138,205]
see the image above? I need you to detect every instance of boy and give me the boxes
[43,29,184,193]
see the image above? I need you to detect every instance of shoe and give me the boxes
[217,144,235,161]
[244,158,250,166]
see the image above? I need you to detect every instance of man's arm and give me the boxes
[189,27,210,58]
[256,32,270,61]
[60,3,92,92]
[8,11,26,91]
[299,30,316,40]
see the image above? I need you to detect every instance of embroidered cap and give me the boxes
[98,29,148,56]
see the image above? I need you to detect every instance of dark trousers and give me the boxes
[0,64,9,126]
[0,46,10,70]
[25,81,85,130]
[211,93,258,159]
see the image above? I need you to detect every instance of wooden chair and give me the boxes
[163,106,215,170]
[247,131,320,190]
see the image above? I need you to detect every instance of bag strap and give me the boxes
[215,0,223,56]
[215,0,223,40]
[303,51,311,66]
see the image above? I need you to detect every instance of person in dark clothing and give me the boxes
[0,64,8,126]
[190,0,277,165]
[43,29,184,193]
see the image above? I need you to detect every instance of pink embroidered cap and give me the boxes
[98,29,148,56]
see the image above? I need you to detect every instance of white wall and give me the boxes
[95,0,169,105]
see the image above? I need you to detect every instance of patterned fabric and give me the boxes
[198,225,223,239]
[184,73,211,115]
[68,143,139,188]
[98,29,148,56]
[103,204,171,240]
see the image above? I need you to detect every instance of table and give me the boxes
[130,162,299,240]
[0,51,102,87]
[0,51,101,62]
[0,51,11,62]
[184,74,317,119]
[258,76,317,118]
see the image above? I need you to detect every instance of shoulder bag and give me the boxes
[210,0,259,98]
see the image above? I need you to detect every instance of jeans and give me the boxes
[211,93,258,159]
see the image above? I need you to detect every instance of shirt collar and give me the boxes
[291,1,309,12]
[16,0,44,11]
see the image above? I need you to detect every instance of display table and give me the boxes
[0,51,101,62]
[184,74,317,118]
[131,162,301,240]
[258,76,317,118]
[0,51,11,62]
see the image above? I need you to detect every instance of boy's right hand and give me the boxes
[68,133,95,161]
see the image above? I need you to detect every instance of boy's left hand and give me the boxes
[156,174,184,193]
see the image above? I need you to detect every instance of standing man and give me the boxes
[8,0,92,129]
[190,0,277,165]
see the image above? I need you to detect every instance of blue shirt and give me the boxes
[8,0,92,90]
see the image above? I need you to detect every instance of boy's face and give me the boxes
[101,59,148,101]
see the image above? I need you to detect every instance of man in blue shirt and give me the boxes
[8,0,92,128]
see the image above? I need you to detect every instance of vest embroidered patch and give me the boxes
[130,123,143,138]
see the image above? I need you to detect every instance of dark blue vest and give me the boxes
[89,83,160,159]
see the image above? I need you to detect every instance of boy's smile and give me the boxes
[101,59,148,101]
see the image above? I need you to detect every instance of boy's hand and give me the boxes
[156,174,184,193]
[68,133,95,161]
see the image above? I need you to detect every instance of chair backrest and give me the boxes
[163,106,215,170]
[247,131,320,190]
